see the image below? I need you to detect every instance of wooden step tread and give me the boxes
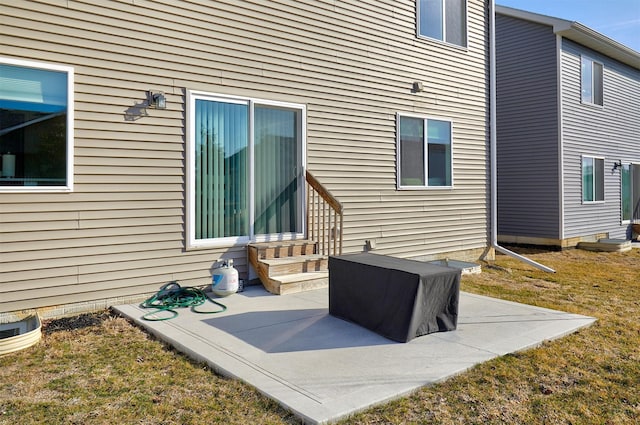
[249,240,315,249]
[260,254,327,266]
[272,271,328,284]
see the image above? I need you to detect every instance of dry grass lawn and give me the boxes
[1,247,639,424]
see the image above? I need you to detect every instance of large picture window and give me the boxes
[398,114,453,189]
[581,56,603,106]
[417,0,467,47]
[582,156,604,203]
[0,58,73,191]
[187,92,305,247]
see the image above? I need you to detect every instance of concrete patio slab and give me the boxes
[114,287,595,424]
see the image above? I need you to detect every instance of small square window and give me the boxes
[417,0,467,47]
[398,114,453,189]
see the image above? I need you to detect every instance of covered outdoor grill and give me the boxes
[329,253,461,343]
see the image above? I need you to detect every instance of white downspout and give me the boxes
[488,0,555,273]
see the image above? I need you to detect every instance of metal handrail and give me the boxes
[305,171,343,256]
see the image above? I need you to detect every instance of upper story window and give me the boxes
[581,56,603,106]
[397,114,453,189]
[0,58,74,191]
[417,0,467,47]
[582,156,604,203]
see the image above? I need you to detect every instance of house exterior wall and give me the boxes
[0,0,489,314]
[560,39,640,241]
[495,14,560,241]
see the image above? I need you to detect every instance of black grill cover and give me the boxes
[329,253,460,342]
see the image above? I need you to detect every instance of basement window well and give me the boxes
[0,314,42,355]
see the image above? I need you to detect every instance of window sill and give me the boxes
[187,237,249,250]
[0,181,73,193]
[186,233,304,250]
[416,35,468,51]
[580,101,604,109]
[397,186,454,191]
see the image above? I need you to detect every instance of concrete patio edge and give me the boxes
[114,288,596,424]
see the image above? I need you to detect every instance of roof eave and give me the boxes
[558,23,640,69]
[496,5,640,70]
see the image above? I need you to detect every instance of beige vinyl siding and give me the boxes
[0,0,488,313]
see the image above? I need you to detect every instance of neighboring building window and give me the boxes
[417,0,467,47]
[582,156,604,202]
[581,56,603,106]
[187,92,305,247]
[621,163,631,222]
[398,114,453,188]
[0,58,74,191]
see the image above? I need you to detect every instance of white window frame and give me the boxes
[396,113,454,190]
[581,155,605,204]
[620,161,632,224]
[416,0,468,48]
[185,90,307,249]
[0,57,74,192]
[581,56,604,107]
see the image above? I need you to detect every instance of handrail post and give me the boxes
[339,213,343,255]
[306,171,343,257]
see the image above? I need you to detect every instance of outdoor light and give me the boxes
[613,160,623,170]
[148,91,166,109]
[412,81,424,93]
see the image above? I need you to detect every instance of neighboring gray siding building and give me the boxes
[496,6,640,248]
[1,1,490,315]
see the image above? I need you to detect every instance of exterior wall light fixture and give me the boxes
[148,91,167,109]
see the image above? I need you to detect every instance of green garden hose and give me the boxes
[140,281,227,321]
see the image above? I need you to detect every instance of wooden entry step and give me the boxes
[248,240,329,295]
[249,240,318,260]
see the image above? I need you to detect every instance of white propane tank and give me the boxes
[211,259,239,297]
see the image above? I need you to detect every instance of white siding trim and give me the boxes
[557,35,565,240]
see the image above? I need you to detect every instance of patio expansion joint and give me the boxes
[457,316,594,325]
[440,316,597,356]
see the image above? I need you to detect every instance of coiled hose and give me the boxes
[140,281,227,321]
